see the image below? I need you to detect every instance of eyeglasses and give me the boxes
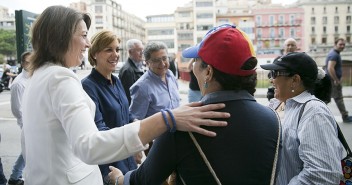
[149,56,169,64]
[268,70,293,79]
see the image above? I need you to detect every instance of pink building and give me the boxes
[253,5,304,64]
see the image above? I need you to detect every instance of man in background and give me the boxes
[325,38,352,123]
[8,51,31,185]
[283,37,298,54]
[119,39,146,104]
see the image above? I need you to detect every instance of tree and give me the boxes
[0,29,16,58]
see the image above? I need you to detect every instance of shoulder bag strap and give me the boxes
[298,99,352,156]
[188,132,221,185]
[269,108,281,185]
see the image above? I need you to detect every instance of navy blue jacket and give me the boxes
[127,90,281,185]
[82,68,137,177]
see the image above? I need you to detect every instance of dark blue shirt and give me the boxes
[325,49,342,79]
[125,90,281,185]
[82,68,137,176]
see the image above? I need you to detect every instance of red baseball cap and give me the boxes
[182,24,256,76]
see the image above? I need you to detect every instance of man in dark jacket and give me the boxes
[119,39,146,104]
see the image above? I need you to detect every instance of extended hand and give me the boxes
[172,102,230,137]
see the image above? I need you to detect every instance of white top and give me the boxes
[11,70,30,127]
[22,64,148,185]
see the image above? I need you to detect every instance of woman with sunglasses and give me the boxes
[261,52,343,184]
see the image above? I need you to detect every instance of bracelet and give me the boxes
[161,110,171,132]
[165,109,176,132]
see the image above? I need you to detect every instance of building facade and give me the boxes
[298,0,352,66]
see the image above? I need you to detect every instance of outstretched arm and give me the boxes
[138,102,229,145]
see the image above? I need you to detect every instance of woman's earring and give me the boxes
[203,81,208,89]
[291,88,295,93]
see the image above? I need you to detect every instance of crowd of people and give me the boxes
[0,5,351,185]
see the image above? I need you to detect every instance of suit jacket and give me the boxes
[118,58,144,104]
[22,64,147,185]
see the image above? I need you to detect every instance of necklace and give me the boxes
[277,102,285,112]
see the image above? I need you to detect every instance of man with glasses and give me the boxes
[119,39,146,104]
[129,41,180,156]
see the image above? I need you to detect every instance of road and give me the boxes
[0,69,351,179]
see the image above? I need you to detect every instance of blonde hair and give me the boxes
[88,30,121,66]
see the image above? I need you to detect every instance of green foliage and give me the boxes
[0,29,16,57]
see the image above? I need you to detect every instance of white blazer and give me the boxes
[22,64,147,185]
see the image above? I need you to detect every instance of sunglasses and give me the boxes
[268,70,293,79]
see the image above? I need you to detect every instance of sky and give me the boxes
[0,0,297,20]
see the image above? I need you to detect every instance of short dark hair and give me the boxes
[200,58,257,95]
[143,41,168,61]
[335,38,345,45]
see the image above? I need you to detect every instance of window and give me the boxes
[270,28,275,38]
[347,25,351,33]
[311,37,316,44]
[312,26,315,33]
[290,28,295,37]
[323,26,327,34]
[312,7,314,14]
[347,36,351,43]
[335,7,338,13]
[256,16,262,26]
[323,17,327,24]
[257,28,262,38]
[178,33,193,40]
[148,29,174,35]
[290,15,295,25]
[257,41,262,48]
[270,40,275,47]
[347,16,351,24]
[95,5,103,13]
[335,26,338,33]
[196,13,213,19]
[178,11,190,17]
[323,7,326,14]
[279,28,284,38]
[334,16,339,24]
[195,1,213,7]
[348,6,351,13]
[279,15,284,25]
[322,37,327,44]
[269,15,274,26]
[95,16,103,24]
[197,25,213,31]
[311,17,316,24]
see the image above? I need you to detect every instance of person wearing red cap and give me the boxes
[261,52,343,184]
[108,24,281,185]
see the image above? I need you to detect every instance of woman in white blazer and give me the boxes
[22,6,230,185]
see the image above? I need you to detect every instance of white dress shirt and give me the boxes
[10,70,29,128]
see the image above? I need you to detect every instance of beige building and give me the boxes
[0,6,15,30]
[298,0,352,66]
[70,0,146,62]
[145,14,176,55]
